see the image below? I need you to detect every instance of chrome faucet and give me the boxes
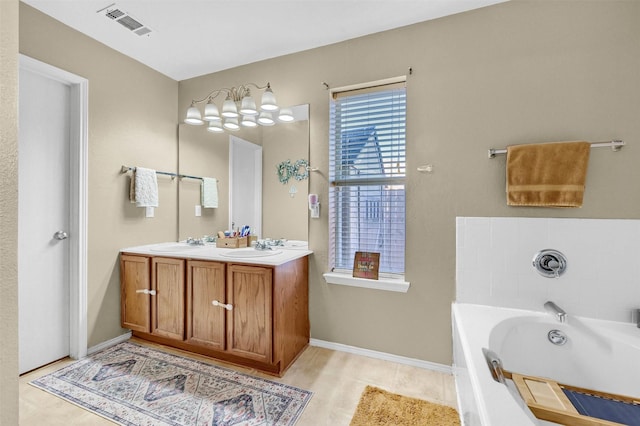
[254,240,273,251]
[185,237,204,246]
[544,301,566,323]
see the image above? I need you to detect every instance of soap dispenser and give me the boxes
[308,194,319,218]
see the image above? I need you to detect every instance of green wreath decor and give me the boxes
[293,159,309,181]
[277,160,292,184]
[277,159,310,184]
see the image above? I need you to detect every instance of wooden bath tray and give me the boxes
[508,371,640,426]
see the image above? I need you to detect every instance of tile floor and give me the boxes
[19,338,458,425]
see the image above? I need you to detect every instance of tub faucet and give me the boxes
[544,301,566,323]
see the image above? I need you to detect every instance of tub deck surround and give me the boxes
[452,303,640,426]
[455,217,640,324]
[119,242,311,376]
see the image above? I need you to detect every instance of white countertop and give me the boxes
[120,241,312,266]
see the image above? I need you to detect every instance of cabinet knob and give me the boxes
[136,289,157,296]
[212,300,233,311]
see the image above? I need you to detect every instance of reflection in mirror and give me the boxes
[261,104,309,241]
[229,135,262,238]
[178,104,309,242]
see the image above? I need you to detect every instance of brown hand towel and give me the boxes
[506,141,591,207]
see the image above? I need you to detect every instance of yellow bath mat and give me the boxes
[350,385,460,426]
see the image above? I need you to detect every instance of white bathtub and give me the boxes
[452,303,640,426]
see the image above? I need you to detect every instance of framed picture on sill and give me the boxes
[353,251,380,280]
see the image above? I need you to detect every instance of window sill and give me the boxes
[323,272,410,293]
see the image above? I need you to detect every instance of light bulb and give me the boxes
[278,107,294,122]
[203,101,221,121]
[239,95,258,116]
[184,105,203,125]
[260,86,278,111]
[207,120,224,133]
[257,111,275,126]
[223,117,240,131]
[221,97,239,118]
[241,115,258,127]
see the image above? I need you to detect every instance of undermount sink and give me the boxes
[149,243,205,252]
[220,248,283,258]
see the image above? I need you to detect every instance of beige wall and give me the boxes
[181,0,640,364]
[19,3,179,348]
[1,0,19,423]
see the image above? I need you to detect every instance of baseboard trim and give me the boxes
[86,334,451,374]
[87,331,132,355]
[309,338,452,374]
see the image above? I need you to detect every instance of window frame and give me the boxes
[326,77,409,291]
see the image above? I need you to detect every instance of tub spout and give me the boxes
[544,301,566,323]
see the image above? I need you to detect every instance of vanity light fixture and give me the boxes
[278,107,295,122]
[184,83,293,133]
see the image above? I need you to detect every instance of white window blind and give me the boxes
[329,81,406,275]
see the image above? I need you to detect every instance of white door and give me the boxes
[229,136,262,237]
[18,66,72,374]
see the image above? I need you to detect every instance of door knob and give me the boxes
[54,230,68,240]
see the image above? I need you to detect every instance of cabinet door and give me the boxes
[226,264,273,363]
[186,260,226,350]
[151,257,185,340]
[120,254,151,333]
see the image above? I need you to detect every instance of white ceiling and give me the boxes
[23,0,508,81]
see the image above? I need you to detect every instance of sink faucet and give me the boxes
[254,240,273,251]
[185,237,204,246]
[544,301,566,323]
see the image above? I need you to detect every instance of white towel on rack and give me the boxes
[201,177,218,208]
[134,167,159,207]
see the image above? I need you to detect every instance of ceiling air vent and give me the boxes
[134,27,152,36]
[105,9,124,20]
[115,15,143,31]
[97,3,152,37]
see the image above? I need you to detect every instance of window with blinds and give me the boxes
[329,79,406,276]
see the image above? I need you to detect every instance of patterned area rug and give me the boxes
[31,341,312,426]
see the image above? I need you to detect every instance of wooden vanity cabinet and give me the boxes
[120,254,151,332]
[151,257,185,340]
[120,255,186,340]
[120,252,309,376]
[226,264,273,363]
[186,262,273,363]
[186,260,226,350]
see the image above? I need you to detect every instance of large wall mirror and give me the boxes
[177,104,310,242]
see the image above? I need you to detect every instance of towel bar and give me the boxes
[121,165,206,181]
[488,140,624,158]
